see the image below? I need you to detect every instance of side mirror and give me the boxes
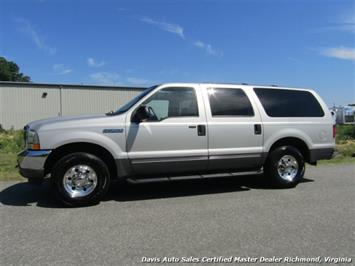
[132,106,151,123]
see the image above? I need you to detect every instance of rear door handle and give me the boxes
[254,124,262,135]
[197,125,206,136]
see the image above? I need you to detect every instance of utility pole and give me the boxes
[59,85,63,117]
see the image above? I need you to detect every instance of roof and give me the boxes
[0,81,146,91]
[199,82,279,87]
[0,81,309,91]
[156,82,310,91]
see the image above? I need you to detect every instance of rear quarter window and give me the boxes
[254,88,324,117]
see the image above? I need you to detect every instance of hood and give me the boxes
[27,114,109,131]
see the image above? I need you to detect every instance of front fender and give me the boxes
[39,131,125,159]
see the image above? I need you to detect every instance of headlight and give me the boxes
[26,130,40,150]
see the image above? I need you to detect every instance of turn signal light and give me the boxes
[31,143,41,150]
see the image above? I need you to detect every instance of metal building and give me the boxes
[0,81,145,129]
[329,105,355,125]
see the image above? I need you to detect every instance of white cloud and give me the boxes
[318,11,355,34]
[16,18,56,55]
[90,72,120,85]
[138,15,223,57]
[127,77,149,85]
[87,57,105,67]
[333,12,355,33]
[52,64,72,75]
[140,17,184,39]
[90,72,148,86]
[320,47,355,61]
[194,41,204,48]
[193,40,223,57]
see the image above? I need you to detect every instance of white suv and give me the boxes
[18,83,335,206]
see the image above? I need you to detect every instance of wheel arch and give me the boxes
[44,142,118,180]
[267,137,311,163]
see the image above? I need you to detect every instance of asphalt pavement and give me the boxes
[1,164,354,265]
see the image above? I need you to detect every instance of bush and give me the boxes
[336,124,355,142]
[335,140,355,157]
[0,130,24,153]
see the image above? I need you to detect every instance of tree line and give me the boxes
[0,56,31,82]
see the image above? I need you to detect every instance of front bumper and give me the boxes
[17,150,51,179]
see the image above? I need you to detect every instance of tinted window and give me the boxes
[254,88,324,117]
[208,88,254,116]
[113,85,158,115]
[143,87,198,120]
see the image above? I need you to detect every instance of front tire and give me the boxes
[264,146,305,188]
[51,152,110,206]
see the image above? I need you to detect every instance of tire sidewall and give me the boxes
[52,152,110,206]
[266,146,305,188]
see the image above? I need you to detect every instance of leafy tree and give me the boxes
[0,56,31,82]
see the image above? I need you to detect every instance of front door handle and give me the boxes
[254,124,262,135]
[197,125,206,136]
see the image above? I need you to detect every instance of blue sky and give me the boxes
[0,0,354,106]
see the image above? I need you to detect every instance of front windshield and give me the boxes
[111,85,159,115]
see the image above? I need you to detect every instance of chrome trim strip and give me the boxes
[18,150,52,157]
[131,156,207,164]
[131,153,263,165]
[209,153,262,160]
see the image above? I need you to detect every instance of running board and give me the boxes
[126,169,263,184]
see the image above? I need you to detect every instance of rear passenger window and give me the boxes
[254,88,324,117]
[208,88,254,116]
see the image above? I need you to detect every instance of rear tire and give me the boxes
[51,152,110,207]
[264,146,305,188]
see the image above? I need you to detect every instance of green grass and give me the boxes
[0,153,24,181]
[0,130,26,181]
[318,157,355,165]
[0,127,354,181]
[319,139,355,165]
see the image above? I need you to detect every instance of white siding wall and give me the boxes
[0,85,60,129]
[0,84,143,129]
[61,87,140,116]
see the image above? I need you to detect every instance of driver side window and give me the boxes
[143,87,199,121]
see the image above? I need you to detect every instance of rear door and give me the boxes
[126,85,208,176]
[201,84,264,171]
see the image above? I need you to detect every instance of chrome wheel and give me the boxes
[63,165,98,198]
[277,155,299,182]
